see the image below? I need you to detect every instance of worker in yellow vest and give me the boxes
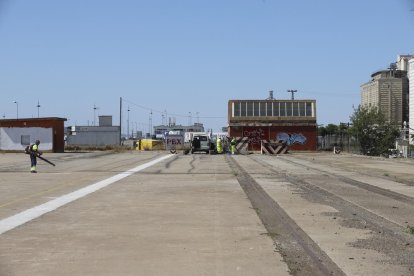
[216,137,223,154]
[28,140,42,173]
[231,137,236,155]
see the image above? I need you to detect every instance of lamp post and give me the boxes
[127,106,130,139]
[287,90,297,100]
[36,100,41,118]
[13,101,18,119]
[93,104,99,126]
[149,110,153,137]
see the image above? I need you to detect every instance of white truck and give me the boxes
[190,133,213,154]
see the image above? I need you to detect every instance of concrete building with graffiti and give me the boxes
[228,99,317,151]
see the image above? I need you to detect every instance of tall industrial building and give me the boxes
[360,55,410,126]
[409,59,414,144]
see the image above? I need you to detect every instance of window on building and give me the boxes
[286,102,292,116]
[280,102,286,116]
[254,102,259,116]
[21,135,30,145]
[241,102,247,116]
[299,102,306,116]
[260,102,267,116]
[232,101,315,118]
[273,102,279,116]
[233,102,240,117]
[267,102,272,117]
[306,102,312,117]
[247,102,253,116]
[293,102,299,116]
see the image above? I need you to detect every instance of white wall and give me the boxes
[409,59,414,144]
[0,127,53,151]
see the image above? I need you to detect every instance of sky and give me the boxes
[1,0,413,134]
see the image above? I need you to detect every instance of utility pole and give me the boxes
[13,101,18,119]
[149,110,153,137]
[119,97,122,145]
[36,100,41,118]
[93,104,99,126]
[287,90,297,100]
[127,106,130,139]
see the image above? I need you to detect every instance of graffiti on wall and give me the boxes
[243,128,265,144]
[277,132,307,145]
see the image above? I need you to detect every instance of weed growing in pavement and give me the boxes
[406,225,414,235]
[250,207,260,214]
[261,232,279,238]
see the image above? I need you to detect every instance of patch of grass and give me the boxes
[383,173,389,177]
[406,225,414,235]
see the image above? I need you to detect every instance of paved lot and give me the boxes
[0,152,288,276]
[0,151,413,275]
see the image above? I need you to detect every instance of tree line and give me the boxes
[318,106,408,156]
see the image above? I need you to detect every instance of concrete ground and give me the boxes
[0,152,289,276]
[0,151,413,275]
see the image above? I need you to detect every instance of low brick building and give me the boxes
[0,117,67,152]
[228,99,317,151]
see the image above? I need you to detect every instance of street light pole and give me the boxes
[149,110,153,137]
[36,100,41,118]
[93,104,99,126]
[127,106,130,139]
[287,90,297,100]
[13,101,18,119]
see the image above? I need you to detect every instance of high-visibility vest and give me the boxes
[216,139,222,153]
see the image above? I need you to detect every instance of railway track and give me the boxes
[226,155,346,276]
[274,155,414,205]
[228,154,414,275]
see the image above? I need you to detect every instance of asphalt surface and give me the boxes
[0,151,413,275]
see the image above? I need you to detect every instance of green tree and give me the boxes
[349,105,399,156]
[325,124,339,135]
[318,126,327,137]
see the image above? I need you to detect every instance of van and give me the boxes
[191,134,212,154]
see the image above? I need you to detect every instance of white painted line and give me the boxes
[0,154,173,235]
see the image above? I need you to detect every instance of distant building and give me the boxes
[228,98,317,151]
[409,59,414,144]
[66,116,120,146]
[0,117,67,152]
[153,122,205,137]
[361,70,409,126]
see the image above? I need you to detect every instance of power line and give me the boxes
[122,98,225,119]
